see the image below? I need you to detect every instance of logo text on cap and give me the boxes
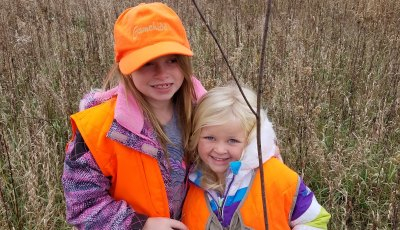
[133,22,169,38]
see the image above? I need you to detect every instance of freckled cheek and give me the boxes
[173,67,184,78]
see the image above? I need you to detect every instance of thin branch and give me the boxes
[256,0,273,229]
[192,1,274,229]
[191,0,257,117]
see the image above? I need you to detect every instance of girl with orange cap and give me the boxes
[62,3,205,229]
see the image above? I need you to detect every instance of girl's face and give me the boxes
[197,120,247,180]
[130,55,184,108]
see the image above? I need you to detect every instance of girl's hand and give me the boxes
[143,217,188,230]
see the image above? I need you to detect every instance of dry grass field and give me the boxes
[1,0,399,229]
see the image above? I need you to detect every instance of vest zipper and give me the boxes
[207,175,236,225]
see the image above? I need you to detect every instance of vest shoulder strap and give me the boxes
[70,98,117,176]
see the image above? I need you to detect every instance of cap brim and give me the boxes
[119,41,193,75]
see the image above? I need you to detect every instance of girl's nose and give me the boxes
[213,143,227,154]
[154,63,168,79]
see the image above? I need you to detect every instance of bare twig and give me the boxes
[192,0,274,229]
[191,0,257,117]
[256,0,273,229]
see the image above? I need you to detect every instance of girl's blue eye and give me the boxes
[203,136,215,141]
[228,139,240,144]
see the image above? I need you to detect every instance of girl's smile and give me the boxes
[197,120,247,180]
[130,55,184,108]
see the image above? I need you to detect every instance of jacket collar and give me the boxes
[79,76,206,156]
[114,76,207,135]
[79,77,206,135]
[115,83,144,134]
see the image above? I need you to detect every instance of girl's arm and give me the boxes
[290,179,331,230]
[62,133,148,229]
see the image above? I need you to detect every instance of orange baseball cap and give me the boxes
[114,2,193,75]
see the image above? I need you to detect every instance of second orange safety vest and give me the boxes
[182,158,299,229]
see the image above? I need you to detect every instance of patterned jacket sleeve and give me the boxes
[62,132,148,229]
[290,178,331,230]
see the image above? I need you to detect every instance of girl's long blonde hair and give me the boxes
[189,84,258,194]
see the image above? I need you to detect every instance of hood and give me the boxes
[235,113,279,173]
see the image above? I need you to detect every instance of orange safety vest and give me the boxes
[70,97,170,218]
[182,158,299,229]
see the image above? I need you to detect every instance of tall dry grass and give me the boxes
[1,0,399,229]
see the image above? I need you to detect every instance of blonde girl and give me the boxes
[182,84,330,229]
